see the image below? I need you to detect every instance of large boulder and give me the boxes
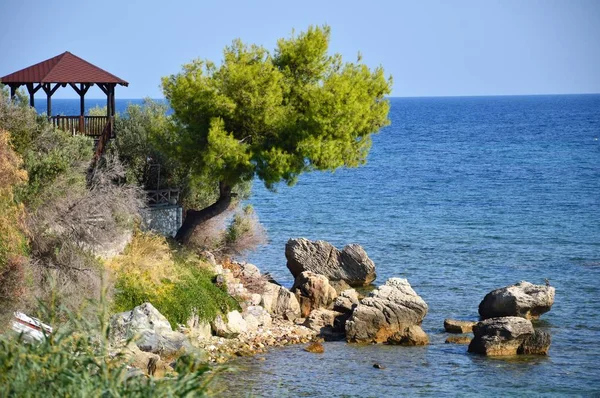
[211,310,248,338]
[479,281,555,320]
[304,308,346,341]
[260,282,301,321]
[123,343,173,377]
[345,278,429,345]
[110,303,193,356]
[185,313,212,341]
[285,238,376,287]
[518,329,552,355]
[468,316,551,356]
[291,271,338,317]
[303,308,343,333]
[333,289,360,314]
[242,305,272,332]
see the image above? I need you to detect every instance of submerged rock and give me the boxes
[291,271,338,317]
[444,319,477,334]
[479,281,555,320]
[345,278,429,345]
[445,335,472,345]
[285,238,376,286]
[304,342,324,353]
[468,316,550,356]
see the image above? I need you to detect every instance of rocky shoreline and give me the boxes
[102,238,556,377]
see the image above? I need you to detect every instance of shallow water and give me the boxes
[231,95,600,396]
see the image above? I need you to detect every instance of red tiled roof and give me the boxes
[1,51,128,86]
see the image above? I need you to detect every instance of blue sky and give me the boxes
[1,0,599,99]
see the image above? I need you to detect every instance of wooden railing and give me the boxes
[147,189,180,207]
[51,116,110,138]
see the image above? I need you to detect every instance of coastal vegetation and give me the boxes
[161,25,392,242]
[108,232,239,327]
[0,24,391,394]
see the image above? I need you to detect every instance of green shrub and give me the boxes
[0,297,213,396]
[18,128,92,208]
[110,233,238,328]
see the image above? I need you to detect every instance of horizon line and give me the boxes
[44,92,600,101]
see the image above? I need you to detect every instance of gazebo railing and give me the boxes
[51,115,110,137]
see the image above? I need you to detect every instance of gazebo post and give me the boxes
[26,83,35,107]
[80,84,85,116]
[25,83,42,108]
[69,83,91,133]
[42,83,61,117]
[9,84,17,100]
[110,84,116,117]
[45,84,52,116]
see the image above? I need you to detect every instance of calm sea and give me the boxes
[47,95,600,396]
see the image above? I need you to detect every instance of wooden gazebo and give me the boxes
[1,51,128,157]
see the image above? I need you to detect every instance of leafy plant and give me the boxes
[109,232,238,327]
[0,293,214,396]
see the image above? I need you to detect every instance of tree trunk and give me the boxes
[175,182,233,244]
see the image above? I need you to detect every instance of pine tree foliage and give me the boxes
[161,25,392,191]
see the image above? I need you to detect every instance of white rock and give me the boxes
[211,310,248,338]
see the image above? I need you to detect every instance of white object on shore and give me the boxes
[12,312,53,342]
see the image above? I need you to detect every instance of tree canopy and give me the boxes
[161,25,392,242]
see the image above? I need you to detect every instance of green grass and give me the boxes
[110,232,239,328]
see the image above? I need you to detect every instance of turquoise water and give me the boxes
[49,95,600,396]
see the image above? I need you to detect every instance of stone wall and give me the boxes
[141,206,183,238]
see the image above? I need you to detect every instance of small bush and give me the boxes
[0,90,41,155]
[190,204,266,259]
[109,232,238,327]
[0,297,214,396]
[27,156,143,314]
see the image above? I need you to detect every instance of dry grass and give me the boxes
[0,129,29,325]
[109,231,239,326]
[188,204,267,259]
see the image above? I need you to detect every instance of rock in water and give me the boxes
[468,316,550,356]
[291,271,338,317]
[304,342,324,353]
[333,289,360,314]
[518,330,552,355]
[285,238,376,287]
[345,278,429,345]
[445,335,472,345]
[479,281,555,320]
[444,319,477,334]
